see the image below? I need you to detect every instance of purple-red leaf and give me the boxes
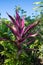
[4,23,20,38]
[16,11,22,27]
[26,39,35,45]
[21,17,25,28]
[20,17,25,36]
[7,13,19,27]
[24,20,40,35]
[21,27,25,37]
[18,32,38,43]
[27,32,38,37]
[0,38,7,41]
[16,10,20,23]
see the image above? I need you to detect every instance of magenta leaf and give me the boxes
[18,32,38,44]
[27,32,38,38]
[26,39,35,45]
[24,20,40,35]
[21,17,25,28]
[7,13,19,27]
[0,38,7,41]
[20,17,25,36]
[16,11,23,28]
[16,10,20,24]
[4,23,21,38]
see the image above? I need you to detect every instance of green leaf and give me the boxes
[4,59,11,63]
[33,1,42,5]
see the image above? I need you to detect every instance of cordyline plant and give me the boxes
[0,11,40,55]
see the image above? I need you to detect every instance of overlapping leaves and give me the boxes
[0,10,40,52]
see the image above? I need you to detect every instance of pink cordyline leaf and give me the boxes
[7,13,19,28]
[16,10,20,25]
[24,20,40,35]
[26,39,35,45]
[0,37,17,45]
[17,32,38,43]
[30,33,38,37]
[16,11,24,28]
[0,38,7,41]
[27,32,38,37]
[16,11,25,37]
[7,13,20,35]
[21,17,25,28]
[21,17,25,36]
[21,27,25,37]
[0,37,11,41]
[4,23,21,38]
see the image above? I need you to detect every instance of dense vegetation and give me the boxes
[0,2,43,65]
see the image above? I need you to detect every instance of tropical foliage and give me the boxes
[0,5,43,65]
